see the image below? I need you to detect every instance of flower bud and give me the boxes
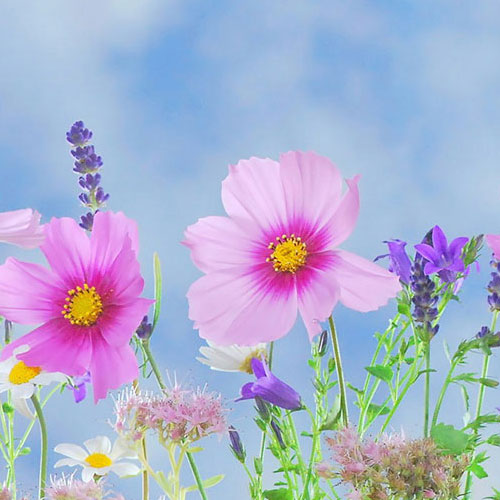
[228,426,246,463]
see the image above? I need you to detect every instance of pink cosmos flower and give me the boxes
[0,211,153,401]
[184,151,401,344]
[486,234,500,259]
[0,208,44,248]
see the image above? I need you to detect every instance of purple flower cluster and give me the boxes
[319,427,468,499]
[66,121,109,230]
[487,257,500,311]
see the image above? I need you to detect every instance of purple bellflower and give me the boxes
[375,239,412,284]
[67,372,91,403]
[414,225,468,283]
[237,358,302,410]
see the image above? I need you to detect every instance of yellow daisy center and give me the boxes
[85,452,112,468]
[8,361,42,385]
[239,349,268,374]
[266,234,307,273]
[61,283,103,326]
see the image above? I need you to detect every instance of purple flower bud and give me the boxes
[488,257,500,312]
[270,419,286,449]
[136,316,153,340]
[375,239,412,284]
[95,187,110,204]
[317,329,329,356]
[78,193,90,205]
[66,121,93,146]
[79,212,94,231]
[228,426,246,462]
[237,358,302,410]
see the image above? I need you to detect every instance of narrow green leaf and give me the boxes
[184,474,224,492]
[365,365,393,383]
[486,434,500,447]
[470,463,488,479]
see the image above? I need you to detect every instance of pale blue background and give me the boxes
[0,1,500,498]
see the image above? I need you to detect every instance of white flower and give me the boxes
[0,346,67,418]
[197,341,268,374]
[54,436,141,482]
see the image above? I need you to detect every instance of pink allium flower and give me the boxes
[486,234,500,259]
[0,208,44,248]
[0,211,153,401]
[184,151,401,344]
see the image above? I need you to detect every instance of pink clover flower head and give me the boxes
[46,473,106,500]
[113,385,228,445]
[414,225,468,283]
[486,234,500,260]
[0,208,44,248]
[0,211,153,401]
[346,490,363,500]
[314,461,335,479]
[236,357,302,410]
[184,151,401,344]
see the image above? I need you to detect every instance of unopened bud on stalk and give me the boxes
[228,426,246,463]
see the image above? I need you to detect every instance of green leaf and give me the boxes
[327,357,335,373]
[184,474,224,492]
[451,372,478,384]
[263,488,293,500]
[2,402,13,414]
[479,377,499,388]
[319,394,342,431]
[431,423,470,455]
[366,403,390,417]
[469,463,488,479]
[152,252,162,331]
[486,434,500,447]
[17,447,31,456]
[365,365,393,383]
[347,383,364,396]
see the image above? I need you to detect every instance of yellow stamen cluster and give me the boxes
[85,453,112,468]
[62,283,103,326]
[267,234,307,273]
[8,361,42,385]
[239,348,268,374]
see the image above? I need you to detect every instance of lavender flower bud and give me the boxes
[79,212,95,231]
[228,426,246,463]
[66,121,92,146]
[487,257,500,312]
[136,315,153,340]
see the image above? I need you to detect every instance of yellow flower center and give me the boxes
[266,234,307,273]
[239,348,268,374]
[61,283,103,326]
[85,452,112,468]
[8,361,42,385]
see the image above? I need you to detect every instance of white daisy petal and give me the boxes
[54,458,83,468]
[110,437,137,461]
[54,443,88,461]
[84,436,111,455]
[11,383,35,399]
[33,372,67,386]
[81,467,95,483]
[111,462,141,478]
[197,342,268,373]
[12,397,34,419]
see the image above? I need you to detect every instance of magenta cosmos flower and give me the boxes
[0,211,153,401]
[0,208,44,248]
[184,151,401,344]
[487,234,500,260]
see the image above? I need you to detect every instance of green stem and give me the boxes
[142,339,166,390]
[144,343,208,500]
[31,394,48,499]
[463,310,499,499]
[328,316,348,426]
[186,451,208,500]
[423,342,431,437]
[7,393,16,499]
[431,356,461,429]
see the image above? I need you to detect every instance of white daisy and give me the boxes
[54,436,140,482]
[0,346,67,418]
[197,341,268,374]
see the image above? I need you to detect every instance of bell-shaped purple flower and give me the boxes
[67,372,91,403]
[237,358,302,410]
[375,239,412,284]
[414,225,468,282]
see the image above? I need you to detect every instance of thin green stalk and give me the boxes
[302,409,319,500]
[142,339,166,390]
[7,394,16,498]
[464,310,499,499]
[431,356,461,429]
[423,342,431,437]
[328,316,348,426]
[186,451,208,500]
[144,343,208,500]
[31,394,48,499]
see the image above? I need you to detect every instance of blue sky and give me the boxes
[1,1,500,498]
